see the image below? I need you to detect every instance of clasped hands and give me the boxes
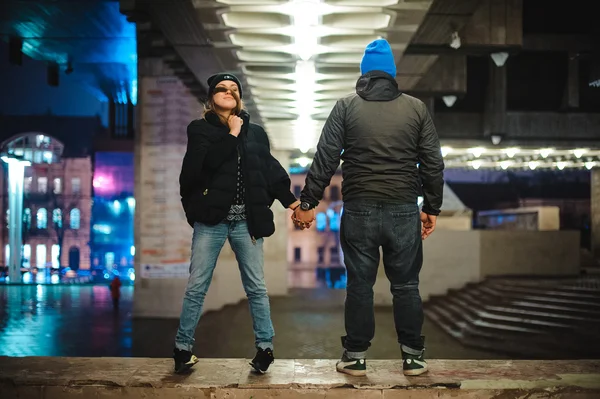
[289,201,315,230]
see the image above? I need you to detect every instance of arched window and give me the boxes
[70,208,80,229]
[53,209,62,228]
[24,208,32,229]
[37,208,47,229]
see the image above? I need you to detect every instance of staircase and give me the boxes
[424,276,600,359]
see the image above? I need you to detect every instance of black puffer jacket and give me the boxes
[179,110,296,238]
[300,71,445,215]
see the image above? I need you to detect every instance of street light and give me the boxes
[1,153,31,283]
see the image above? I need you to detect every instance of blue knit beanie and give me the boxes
[360,39,396,77]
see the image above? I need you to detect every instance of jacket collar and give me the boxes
[356,70,402,101]
[205,110,251,133]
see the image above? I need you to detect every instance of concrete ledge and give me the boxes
[0,357,599,398]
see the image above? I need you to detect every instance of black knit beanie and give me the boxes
[207,73,243,99]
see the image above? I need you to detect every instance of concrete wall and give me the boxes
[480,230,581,276]
[374,230,580,305]
[435,216,472,231]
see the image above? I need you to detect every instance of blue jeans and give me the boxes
[340,201,424,358]
[175,221,274,352]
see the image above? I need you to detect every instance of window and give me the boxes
[329,211,340,232]
[330,185,340,201]
[24,177,33,193]
[51,245,60,268]
[316,213,327,231]
[5,244,9,265]
[71,178,81,194]
[293,185,302,198]
[317,247,325,264]
[53,178,62,194]
[53,209,62,228]
[294,247,302,263]
[105,252,115,268]
[330,247,340,264]
[36,244,47,268]
[37,177,48,193]
[37,208,47,229]
[43,151,53,163]
[70,208,80,229]
[112,200,122,215]
[24,208,31,229]
[23,244,31,268]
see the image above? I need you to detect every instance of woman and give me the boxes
[175,73,300,374]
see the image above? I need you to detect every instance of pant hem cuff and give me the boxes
[345,350,367,359]
[175,342,192,352]
[401,344,424,355]
[257,342,273,350]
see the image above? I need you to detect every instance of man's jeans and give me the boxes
[175,221,274,352]
[340,201,424,358]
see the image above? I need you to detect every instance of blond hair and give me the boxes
[203,89,245,125]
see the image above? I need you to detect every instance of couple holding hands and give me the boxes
[175,38,444,378]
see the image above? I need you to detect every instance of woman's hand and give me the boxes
[228,115,243,137]
[288,200,301,210]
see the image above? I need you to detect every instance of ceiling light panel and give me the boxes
[196,0,433,150]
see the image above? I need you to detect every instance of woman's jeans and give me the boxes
[175,221,274,352]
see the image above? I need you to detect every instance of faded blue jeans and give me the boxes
[175,221,274,352]
[340,201,424,358]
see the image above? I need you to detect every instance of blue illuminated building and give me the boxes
[90,152,135,282]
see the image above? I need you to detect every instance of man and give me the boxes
[292,38,444,377]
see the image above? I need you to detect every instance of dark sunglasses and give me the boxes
[214,86,238,94]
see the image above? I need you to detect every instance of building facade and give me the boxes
[0,115,103,278]
[0,134,92,271]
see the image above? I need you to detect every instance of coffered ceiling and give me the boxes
[193,0,433,151]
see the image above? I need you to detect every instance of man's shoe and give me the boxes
[336,352,367,377]
[402,349,428,376]
[173,348,199,374]
[250,348,274,373]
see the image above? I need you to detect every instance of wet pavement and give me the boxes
[0,285,504,359]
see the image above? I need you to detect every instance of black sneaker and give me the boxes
[249,348,274,373]
[173,348,199,374]
[335,352,367,376]
[402,349,428,376]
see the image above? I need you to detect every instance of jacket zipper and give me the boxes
[239,131,257,245]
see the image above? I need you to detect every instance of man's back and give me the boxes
[302,70,444,216]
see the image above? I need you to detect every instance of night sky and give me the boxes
[0,41,108,126]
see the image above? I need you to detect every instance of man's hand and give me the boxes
[292,208,315,230]
[420,212,437,240]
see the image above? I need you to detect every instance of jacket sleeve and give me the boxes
[417,102,445,215]
[261,128,297,208]
[179,121,209,202]
[300,100,345,207]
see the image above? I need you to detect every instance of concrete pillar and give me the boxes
[484,58,507,139]
[565,54,580,109]
[133,58,289,318]
[592,168,600,260]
